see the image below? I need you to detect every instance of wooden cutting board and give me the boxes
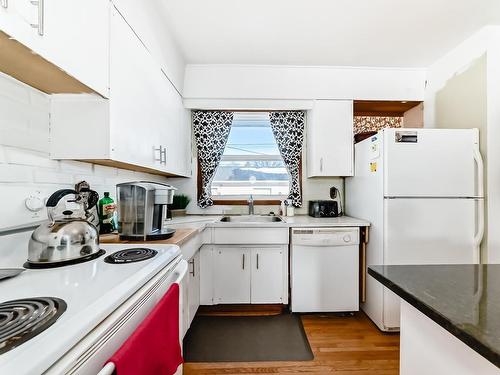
[100,228,198,246]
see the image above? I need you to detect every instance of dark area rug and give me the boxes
[183,314,314,362]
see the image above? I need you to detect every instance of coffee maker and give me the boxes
[116,181,177,241]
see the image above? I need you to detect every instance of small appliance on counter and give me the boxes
[116,181,177,241]
[308,186,343,218]
[308,200,339,218]
[27,189,103,268]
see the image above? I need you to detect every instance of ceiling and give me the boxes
[161,0,500,67]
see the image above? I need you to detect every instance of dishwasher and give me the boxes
[290,227,359,312]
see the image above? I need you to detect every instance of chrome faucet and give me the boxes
[247,194,254,215]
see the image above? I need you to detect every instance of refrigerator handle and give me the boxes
[473,198,484,264]
[473,145,484,198]
[472,144,485,264]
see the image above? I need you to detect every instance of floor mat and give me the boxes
[183,314,314,362]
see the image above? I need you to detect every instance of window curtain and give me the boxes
[192,110,233,208]
[269,111,305,207]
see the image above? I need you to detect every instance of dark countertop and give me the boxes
[368,264,500,368]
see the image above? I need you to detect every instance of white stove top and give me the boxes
[0,240,181,375]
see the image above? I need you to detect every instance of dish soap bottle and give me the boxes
[98,192,116,234]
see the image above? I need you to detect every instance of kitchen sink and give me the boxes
[219,215,283,223]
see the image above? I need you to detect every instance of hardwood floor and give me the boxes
[183,312,400,375]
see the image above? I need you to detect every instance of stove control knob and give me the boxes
[25,195,44,212]
[343,234,352,243]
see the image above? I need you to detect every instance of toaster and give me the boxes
[308,200,340,218]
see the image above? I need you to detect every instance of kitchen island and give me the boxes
[368,264,500,375]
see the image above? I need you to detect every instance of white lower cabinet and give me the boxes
[214,247,251,304]
[186,250,200,326]
[200,245,288,305]
[251,248,285,303]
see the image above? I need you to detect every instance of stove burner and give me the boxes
[0,297,67,354]
[104,248,158,264]
[24,249,106,269]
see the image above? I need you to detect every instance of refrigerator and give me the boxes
[345,128,484,331]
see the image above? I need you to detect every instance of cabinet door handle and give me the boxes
[242,253,245,270]
[155,145,166,164]
[256,253,259,270]
[1,0,8,9]
[30,0,44,36]
[189,259,195,277]
[161,147,167,165]
[320,157,324,172]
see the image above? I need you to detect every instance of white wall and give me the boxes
[183,64,426,101]
[424,26,500,263]
[0,72,168,230]
[112,0,186,93]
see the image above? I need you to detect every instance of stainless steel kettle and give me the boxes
[27,189,101,267]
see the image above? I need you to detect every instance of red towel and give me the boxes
[107,283,183,375]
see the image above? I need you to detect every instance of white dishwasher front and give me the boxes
[291,227,359,312]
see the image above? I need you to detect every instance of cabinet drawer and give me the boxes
[213,228,289,244]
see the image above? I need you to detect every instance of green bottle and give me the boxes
[99,192,116,234]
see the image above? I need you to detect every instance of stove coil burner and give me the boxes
[104,248,158,264]
[0,297,67,354]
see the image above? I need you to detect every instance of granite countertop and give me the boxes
[165,215,370,228]
[368,264,500,367]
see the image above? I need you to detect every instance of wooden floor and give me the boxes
[183,312,400,375]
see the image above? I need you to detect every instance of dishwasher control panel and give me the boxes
[291,227,360,246]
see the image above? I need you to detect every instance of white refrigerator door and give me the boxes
[382,197,479,329]
[383,128,481,197]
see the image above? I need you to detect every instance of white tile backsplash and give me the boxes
[0,164,34,183]
[0,72,169,230]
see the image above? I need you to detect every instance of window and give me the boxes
[209,112,291,202]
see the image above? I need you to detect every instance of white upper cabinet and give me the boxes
[307,100,354,177]
[0,0,110,96]
[49,8,191,177]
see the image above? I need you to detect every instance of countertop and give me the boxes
[100,215,370,246]
[281,215,370,227]
[100,228,199,246]
[368,264,500,368]
[167,214,370,228]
